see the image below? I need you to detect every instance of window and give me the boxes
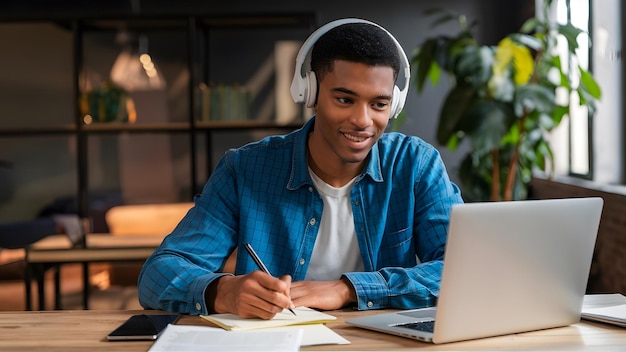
[559,0,591,177]
[551,0,592,178]
[550,0,624,184]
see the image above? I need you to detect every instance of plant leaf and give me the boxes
[514,83,555,117]
[457,153,492,202]
[511,43,534,85]
[446,133,460,151]
[455,46,492,86]
[412,38,438,92]
[578,67,602,99]
[551,105,569,126]
[493,38,513,76]
[519,17,543,34]
[496,37,534,85]
[436,85,476,145]
[466,100,515,154]
[509,33,542,51]
[428,62,441,86]
[557,22,584,53]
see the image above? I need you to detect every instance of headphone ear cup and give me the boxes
[390,85,402,118]
[304,71,317,108]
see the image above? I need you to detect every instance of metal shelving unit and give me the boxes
[0,11,316,228]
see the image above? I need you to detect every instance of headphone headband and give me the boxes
[290,18,410,118]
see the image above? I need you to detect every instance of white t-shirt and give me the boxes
[305,168,364,280]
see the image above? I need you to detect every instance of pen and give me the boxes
[244,243,296,316]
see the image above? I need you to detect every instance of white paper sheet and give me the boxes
[270,324,351,346]
[148,324,302,352]
[581,293,626,327]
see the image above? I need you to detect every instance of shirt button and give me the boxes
[309,218,316,226]
[354,200,360,206]
[195,303,202,311]
[299,258,305,265]
[367,301,374,308]
[308,187,313,192]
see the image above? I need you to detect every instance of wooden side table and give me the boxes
[24,234,162,310]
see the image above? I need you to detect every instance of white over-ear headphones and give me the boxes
[290,18,410,119]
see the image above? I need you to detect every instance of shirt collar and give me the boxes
[287,117,383,191]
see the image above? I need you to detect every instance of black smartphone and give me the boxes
[107,314,180,341]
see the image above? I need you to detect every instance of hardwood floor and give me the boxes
[0,261,141,311]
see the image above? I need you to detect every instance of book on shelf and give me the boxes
[197,82,250,122]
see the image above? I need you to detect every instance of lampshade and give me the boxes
[110,33,166,91]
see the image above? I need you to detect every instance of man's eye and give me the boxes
[337,97,352,104]
[374,102,389,110]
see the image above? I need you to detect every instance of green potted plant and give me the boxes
[411,0,601,201]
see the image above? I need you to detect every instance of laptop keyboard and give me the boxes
[393,320,435,333]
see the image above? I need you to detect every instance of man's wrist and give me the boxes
[205,274,235,313]
[204,278,220,313]
[205,275,231,312]
[341,276,357,305]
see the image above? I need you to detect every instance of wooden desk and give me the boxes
[0,309,624,351]
[24,234,162,311]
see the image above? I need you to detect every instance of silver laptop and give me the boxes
[346,197,604,344]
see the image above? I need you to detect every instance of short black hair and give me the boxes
[310,22,401,83]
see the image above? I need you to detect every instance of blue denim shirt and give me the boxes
[138,117,463,315]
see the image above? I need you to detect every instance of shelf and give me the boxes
[0,121,305,136]
[75,14,314,30]
[82,120,304,133]
[195,120,304,131]
[0,125,76,137]
[0,11,314,222]
[81,122,191,134]
[0,121,306,137]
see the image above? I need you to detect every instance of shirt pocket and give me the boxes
[379,227,414,266]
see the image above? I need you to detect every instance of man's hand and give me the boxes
[290,278,356,310]
[211,271,295,319]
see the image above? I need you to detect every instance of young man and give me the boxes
[138,19,463,319]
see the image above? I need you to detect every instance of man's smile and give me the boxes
[342,132,369,143]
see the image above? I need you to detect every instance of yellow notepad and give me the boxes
[201,306,337,331]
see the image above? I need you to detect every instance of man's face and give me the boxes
[310,60,395,171]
